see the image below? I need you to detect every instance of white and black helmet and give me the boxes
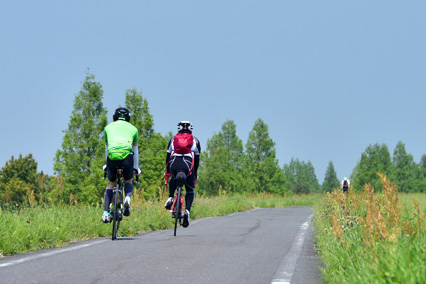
[177,121,193,132]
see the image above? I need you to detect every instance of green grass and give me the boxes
[313,180,426,284]
[399,193,426,211]
[0,193,321,256]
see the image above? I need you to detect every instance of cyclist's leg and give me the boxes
[168,178,177,198]
[181,155,195,212]
[104,188,114,211]
[181,173,194,228]
[105,159,118,209]
[103,158,117,222]
[122,154,134,198]
[169,156,185,198]
[164,178,176,209]
[122,155,134,216]
[185,173,195,212]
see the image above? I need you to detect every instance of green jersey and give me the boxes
[104,120,139,160]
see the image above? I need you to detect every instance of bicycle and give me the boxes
[165,171,187,236]
[104,168,138,240]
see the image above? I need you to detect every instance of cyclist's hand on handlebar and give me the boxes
[133,168,141,184]
[103,165,107,180]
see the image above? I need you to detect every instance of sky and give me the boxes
[1,1,425,184]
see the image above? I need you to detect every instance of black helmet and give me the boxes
[113,107,131,122]
[177,121,193,133]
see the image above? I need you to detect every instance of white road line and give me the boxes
[271,214,314,284]
[0,239,107,268]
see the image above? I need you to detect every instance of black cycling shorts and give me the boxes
[107,154,134,182]
[169,155,193,177]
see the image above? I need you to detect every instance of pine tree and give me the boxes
[393,141,417,192]
[54,71,107,204]
[124,88,168,198]
[416,154,426,193]
[322,161,340,192]
[283,158,319,194]
[198,120,244,194]
[352,143,394,191]
[244,118,286,194]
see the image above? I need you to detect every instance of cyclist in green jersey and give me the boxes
[102,107,141,223]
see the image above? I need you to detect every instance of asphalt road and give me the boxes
[0,207,322,284]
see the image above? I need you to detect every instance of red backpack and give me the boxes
[173,133,193,154]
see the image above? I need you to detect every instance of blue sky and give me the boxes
[1,1,425,183]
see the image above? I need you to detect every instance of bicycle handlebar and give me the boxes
[134,169,139,184]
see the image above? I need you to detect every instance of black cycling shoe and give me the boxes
[182,210,190,228]
[124,203,131,216]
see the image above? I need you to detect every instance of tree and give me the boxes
[392,141,417,192]
[419,154,426,175]
[322,161,340,192]
[305,161,320,192]
[283,158,319,194]
[0,154,39,207]
[198,120,245,195]
[54,70,107,204]
[416,154,426,193]
[124,88,168,198]
[351,143,394,191]
[244,118,286,194]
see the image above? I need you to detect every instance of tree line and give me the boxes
[1,71,425,208]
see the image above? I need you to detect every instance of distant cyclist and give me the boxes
[341,177,350,193]
[164,121,201,228]
[102,107,141,223]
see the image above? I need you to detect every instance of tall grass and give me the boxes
[314,173,426,283]
[0,191,320,257]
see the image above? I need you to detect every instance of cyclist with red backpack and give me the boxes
[164,121,201,228]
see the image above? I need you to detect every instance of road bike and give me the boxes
[106,168,124,240]
[104,168,138,240]
[165,171,187,236]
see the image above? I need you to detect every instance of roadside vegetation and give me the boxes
[0,191,321,256]
[314,174,426,284]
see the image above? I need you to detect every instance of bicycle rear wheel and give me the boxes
[112,189,119,240]
[173,189,182,237]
